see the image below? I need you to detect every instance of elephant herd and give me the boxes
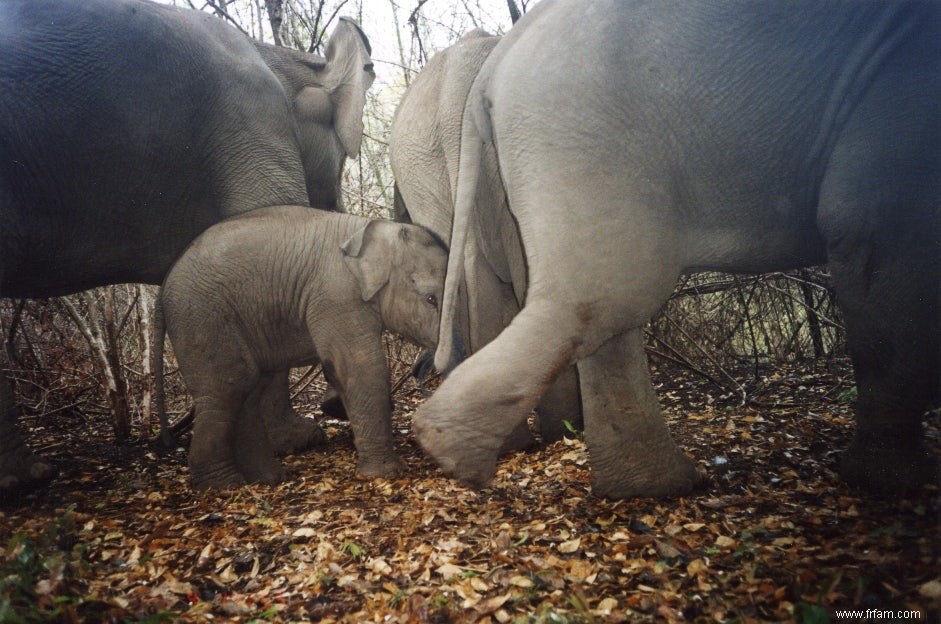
[1,0,938,499]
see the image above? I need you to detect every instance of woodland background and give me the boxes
[1,2,937,623]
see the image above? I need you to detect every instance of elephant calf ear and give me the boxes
[341,222,392,302]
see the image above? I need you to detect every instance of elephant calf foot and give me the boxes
[267,414,327,457]
[239,459,287,485]
[320,394,348,420]
[0,448,57,491]
[356,452,406,478]
[589,449,702,499]
[841,440,940,495]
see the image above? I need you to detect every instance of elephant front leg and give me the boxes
[579,329,701,499]
[323,341,404,478]
[189,394,248,490]
[260,370,326,457]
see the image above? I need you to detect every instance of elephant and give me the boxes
[415,0,940,498]
[389,30,581,446]
[0,0,374,491]
[154,205,454,489]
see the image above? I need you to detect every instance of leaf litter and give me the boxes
[1,358,938,622]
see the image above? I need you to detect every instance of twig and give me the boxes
[289,365,321,400]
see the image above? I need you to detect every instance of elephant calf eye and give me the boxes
[425,294,438,308]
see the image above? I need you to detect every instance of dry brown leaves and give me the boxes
[1,358,938,623]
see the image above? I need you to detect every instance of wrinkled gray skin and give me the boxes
[416,0,940,498]
[390,31,581,447]
[0,0,374,491]
[155,206,451,490]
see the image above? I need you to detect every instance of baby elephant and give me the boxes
[154,205,452,490]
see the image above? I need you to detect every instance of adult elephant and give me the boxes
[0,0,374,491]
[390,30,581,445]
[416,0,940,498]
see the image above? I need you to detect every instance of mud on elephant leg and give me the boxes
[0,375,56,490]
[260,370,326,457]
[580,329,701,499]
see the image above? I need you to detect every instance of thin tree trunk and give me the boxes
[507,0,522,23]
[136,285,155,437]
[61,291,131,442]
[265,0,285,46]
[798,269,825,358]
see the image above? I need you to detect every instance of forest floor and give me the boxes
[1,357,938,623]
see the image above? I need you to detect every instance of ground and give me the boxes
[1,358,938,623]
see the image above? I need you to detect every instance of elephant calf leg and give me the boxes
[580,329,700,499]
[259,371,326,457]
[189,395,248,490]
[234,378,288,484]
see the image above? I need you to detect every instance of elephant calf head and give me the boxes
[341,221,460,368]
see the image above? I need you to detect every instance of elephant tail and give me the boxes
[434,85,490,373]
[152,294,175,450]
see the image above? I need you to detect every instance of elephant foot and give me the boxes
[589,450,702,499]
[355,452,406,478]
[413,409,503,487]
[0,447,57,492]
[841,439,940,495]
[267,412,327,457]
[189,462,248,491]
[239,456,287,485]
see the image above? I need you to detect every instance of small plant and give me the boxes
[836,386,857,403]
[341,541,366,561]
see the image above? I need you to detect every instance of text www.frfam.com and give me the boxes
[833,609,923,620]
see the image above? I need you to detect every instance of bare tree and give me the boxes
[265,0,286,45]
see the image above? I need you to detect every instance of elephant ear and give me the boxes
[323,17,375,158]
[341,221,393,301]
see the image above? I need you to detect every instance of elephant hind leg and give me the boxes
[535,366,582,442]
[825,211,940,492]
[261,369,326,457]
[819,79,941,493]
[580,329,701,498]
[414,300,590,486]
[234,374,294,485]
[189,393,249,490]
